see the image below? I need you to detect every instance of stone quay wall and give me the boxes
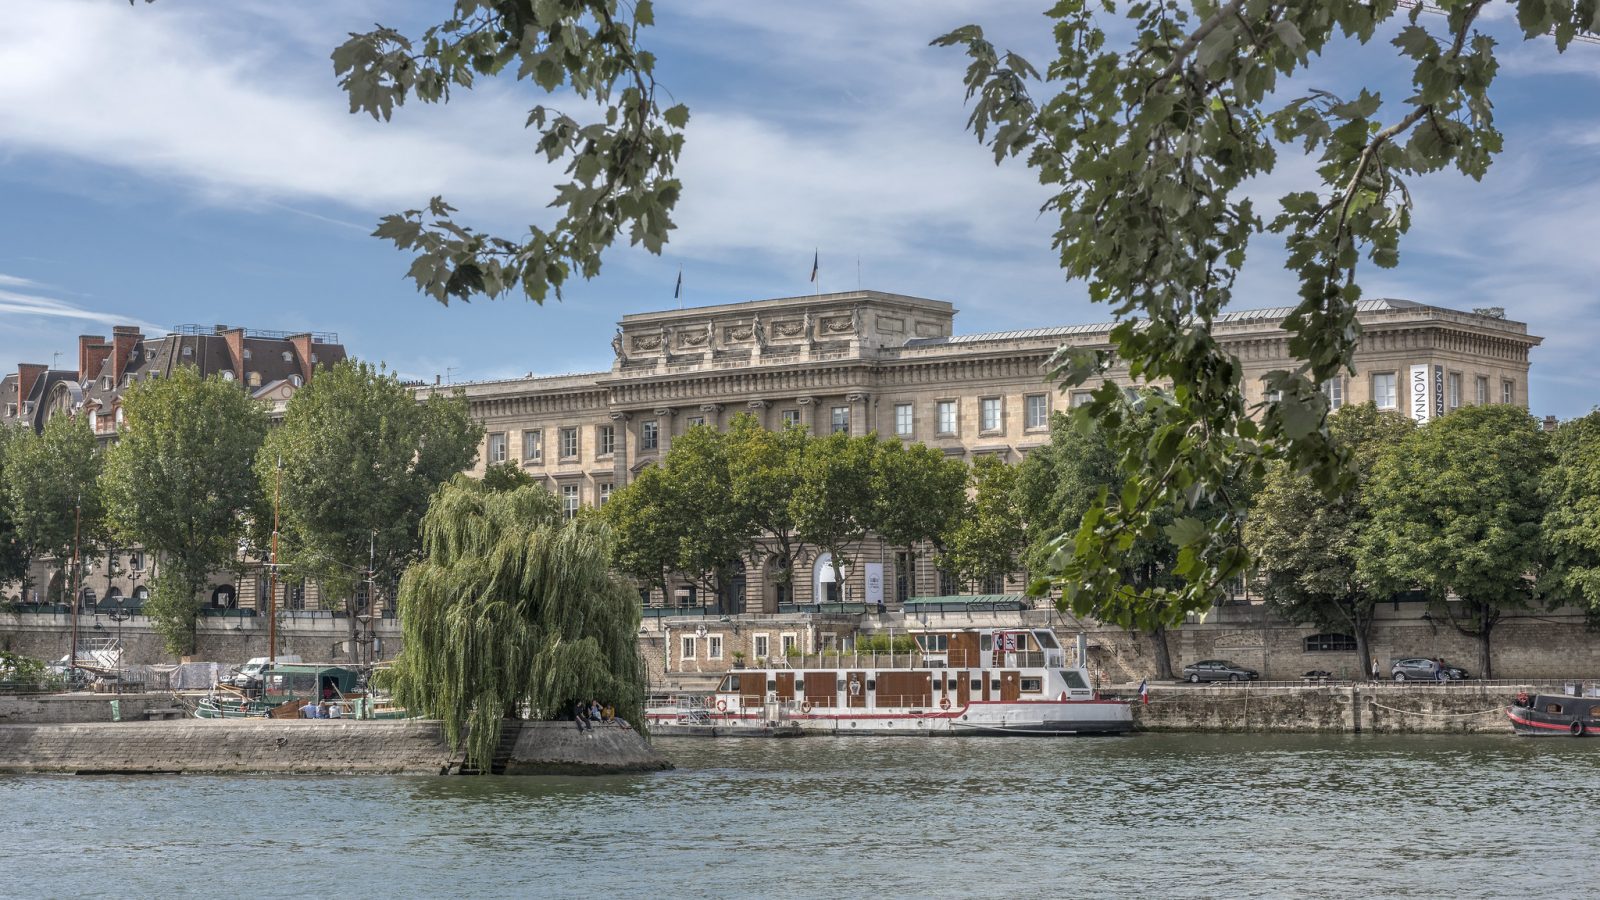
[1129,683,1516,734]
[506,720,671,775]
[0,611,403,666]
[0,692,173,725]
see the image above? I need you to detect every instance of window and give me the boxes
[916,634,949,652]
[1448,372,1462,410]
[687,415,705,428]
[559,427,579,459]
[1475,375,1489,405]
[281,351,292,363]
[980,397,1002,432]
[830,406,849,434]
[1372,373,1397,410]
[221,371,235,382]
[781,633,797,655]
[487,432,508,464]
[938,568,958,596]
[1025,394,1049,429]
[1020,677,1043,693]
[781,409,801,428]
[1503,379,1515,404]
[129,550,145,572]
[1322,377,1343,411]
[241,349,251,360]
[1070,390,1094,408]
[707,635,723,660]
[562,484,580,520]
[680,636,696,660]
[182,346,194,357]
[936,400,957,434]
[598,483,612,506]
[894,403,913,436]
[597,424,615,456]
[1303,633,1357,652]
[522,429,543,462]
[753,634,770,659]
[641,420,659,451]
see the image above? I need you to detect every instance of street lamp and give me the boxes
[107,595,132,694]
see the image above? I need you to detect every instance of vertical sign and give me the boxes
[1409,365,1432,424]
[864,562,884,605]
[1433,365,1445,418]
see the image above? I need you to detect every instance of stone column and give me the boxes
[654,407,676,455]
[847,392,870,437]
[746,399,769,430]
[608,411,631,487]
[795,396,818,436]
[700,403,724,430]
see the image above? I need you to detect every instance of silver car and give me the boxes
[1182,659,1260,683]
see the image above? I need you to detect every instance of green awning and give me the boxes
[903,594,1028,606]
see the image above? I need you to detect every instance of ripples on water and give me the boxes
[3,733,1596,899]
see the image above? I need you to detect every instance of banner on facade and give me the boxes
[1410,364,1432,424]
[1434,364,1445,418]
[864,563,884,604]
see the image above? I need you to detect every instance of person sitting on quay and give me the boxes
[588,699,602,723]
[573,700,591,732]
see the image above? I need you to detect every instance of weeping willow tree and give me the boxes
[390,475,644,770]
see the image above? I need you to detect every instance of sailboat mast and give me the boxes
[69,495,80,673]
[267,456,281,665]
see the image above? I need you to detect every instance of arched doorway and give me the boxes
[210,584,237,609]
[764,555,791,612]
[729,560,747,614]
[814,554,841,605]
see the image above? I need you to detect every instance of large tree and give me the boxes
[1540,410,1600,617]
[869,439,968,590]
[262,360,480,660]
[1358,404,1548,678]
[101,368,268,655]
[390,476,644,771]
[725,414,811,599]
[2,414,102,604]
[0,427,33,592]
[943,455,1026,594]
[790,432,878,600]
[1246,404,1414,679]
[602,463,681,604]
[656,423,752,613]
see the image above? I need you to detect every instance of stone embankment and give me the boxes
[1128,683,1519,734]
[0,692,175,724]
[0,719,671,775]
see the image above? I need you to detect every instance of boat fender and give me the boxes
[939,698,951,710]
[800,701,812,713]
[1059,692,1067,701]
[717,699,728,712]
[1573,720,1586,737]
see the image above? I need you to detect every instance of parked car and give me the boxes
[1390,657,1468,682]
[1182,660,1260,683]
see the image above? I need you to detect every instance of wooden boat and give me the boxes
[1507,691,1600,736]
[195,663,406,719]
[647,627,1132,736]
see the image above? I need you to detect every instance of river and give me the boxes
[3,733,1593,898]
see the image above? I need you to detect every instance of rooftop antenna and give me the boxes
[445,366,458,385]
[51,351,61,371]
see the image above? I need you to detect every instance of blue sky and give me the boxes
[0,2,1596,415]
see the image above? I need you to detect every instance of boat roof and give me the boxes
[903,594,1029,607]
[264,663,360,674]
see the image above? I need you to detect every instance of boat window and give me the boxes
[1064,671,1089,690]
[980,634,992,651]
[866,679,876,691]
[795,681,805,692]
[971,679,981,693]
[1547,703,1564,715]
[1591,706,1600,718]
[990,679,1000,693]
[1034,631,1060,649]
[766,680,777,692]
[1020,678,1043,693]
[836,679,845,692]
[718,675,737,691]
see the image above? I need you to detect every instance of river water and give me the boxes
[3,733,1595,898]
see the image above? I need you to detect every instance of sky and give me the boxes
[0,1,1596,416]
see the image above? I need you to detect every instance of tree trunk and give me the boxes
[1354,628,1373,683]
[346,598,359,664]
[1149,624,1175,681]
[1478,627,1492,680]
[830,551,844,604]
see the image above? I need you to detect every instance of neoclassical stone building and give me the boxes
[424,290,1541,612]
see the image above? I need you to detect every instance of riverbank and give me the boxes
[1128,682,1520,733]
[0,719,671,775]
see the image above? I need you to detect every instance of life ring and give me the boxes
[939,697,951,710]
[800,701,812,713]
[1572,720,1586,737]
[716,699,727,712]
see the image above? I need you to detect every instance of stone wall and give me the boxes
[0,612,403,667]
[1130,683,1516,734]
[505,720,671,775]
[0,692,172,724]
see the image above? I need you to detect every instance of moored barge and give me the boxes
[1507,691,1600,736]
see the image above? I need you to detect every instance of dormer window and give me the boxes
[243,349,252,360]
[221,371,236,382]
[182,346,193,357]
[282,351,293,363]
[247,372,261,387]
[310,353,318,363]
[101,376,110,390]
[289,374,303,387]
[129,349,139,361]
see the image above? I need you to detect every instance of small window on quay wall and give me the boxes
[1304,633,1357,652]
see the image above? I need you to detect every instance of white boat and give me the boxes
[646,627,1132,736]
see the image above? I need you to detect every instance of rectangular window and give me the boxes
[894,403,913,436]
[1448,373,1462,410]
[1070,390,1094,408]
[781,633,798,656]
[980,397,1002,432]
[487,432,508,464]
[1322,377,1343,411]
[562,484,580,520]
[1372,373,1397,410]
[641,420,659,451]
[597,424,615,456]
[522,429,542,462]
[687,415,706,428]
[598,483,612,506]
[753,634,770,659]
[1020,677,1043,693]
[1503,379,1515,404]
[781,409,801,428]
[1475,375,1489,405]
[559,427,579,459]
[707,635,723,660]
[936,400,957,434]
[680,636,695,661]
[1025,394,1048,429]
[830,406,849,434]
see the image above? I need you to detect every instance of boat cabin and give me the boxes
[259,663,360,701]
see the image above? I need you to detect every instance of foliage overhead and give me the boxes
[790,431,879,590]
[869,439,969,559]
[330,0,687,304]
[2,414,103,594]
[1540,410,1600,614]
[101,367,269,656]
[943,454,1026,590]
[933,1,1597,626]
[0,427,33,589]
[1357,403,1549,677]
[390,476,644,771]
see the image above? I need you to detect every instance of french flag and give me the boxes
[1138,679,1149,705]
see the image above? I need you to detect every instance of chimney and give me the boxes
[17,363,47,405]
[77,334,105,382]
[111,326,143,386]
[287,333,315,383]
[1544,415,1559,432]
[220,328,246,384]
[82,342,112,387]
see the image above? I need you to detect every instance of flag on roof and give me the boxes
[809,250,818,283]
[673,267,682,300]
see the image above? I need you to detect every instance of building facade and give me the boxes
[427,291,1541,612]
